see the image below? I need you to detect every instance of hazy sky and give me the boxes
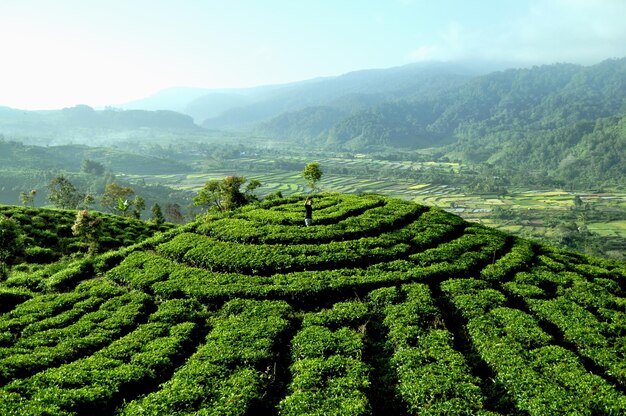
[2,0,626,109]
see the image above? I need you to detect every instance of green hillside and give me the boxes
[1,194,625,415]
[0,205,171,265]
[254,59,626,186]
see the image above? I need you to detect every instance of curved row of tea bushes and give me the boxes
[119,299,292,415]
[527,297,626,386]
[279,301,371,416]
[198,197,422,244]
[238,194,385,226]
[157,230,411,275]
[0,298,204,415]
[443,280,626,415]
[369,283,490,415]
[0,280,125,338]
[480,238,535,282]
[0,290,151,383]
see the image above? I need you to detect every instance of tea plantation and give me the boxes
[1,194,625,415]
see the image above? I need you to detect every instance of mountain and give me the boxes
[251,58,626,185]
[200,62,478,129]
[1,193,625,414]
[0,105,201,142]
[119,62,483,128]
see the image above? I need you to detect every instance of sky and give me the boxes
[1,0,626,110]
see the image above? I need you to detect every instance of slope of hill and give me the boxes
[260,58,625,151]
[1,194,625,415]
[199,63,477,129]
[0,204,171,266]
[251,58,626,184]
[0,140,192,175]
[0,105,201,143]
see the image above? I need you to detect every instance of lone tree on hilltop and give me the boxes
[303,162,323,192]
[47,176,83,209]
[101,182,144,218]
[19,189,37,207]
[0,214,25,265]
[71,210,103,255]
[194,176,261,212]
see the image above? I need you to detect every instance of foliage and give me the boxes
[0,214,25,265]
[100,182,144,218]
[18,190,36,207]
[0,204,171,269]
[46,175,83,209]
[302,161,323,191]
[193,175,261,212]
[165,202,185,223]
[80,159,105,176]
[1,194,626,414]
[150,203,165,225]
[71,210,103,255]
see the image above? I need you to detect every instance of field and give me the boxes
[1,194,625,415]
[119,152,626,257]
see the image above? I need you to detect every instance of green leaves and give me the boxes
[2,193,626,414]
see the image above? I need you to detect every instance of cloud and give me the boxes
[407,0,626,65]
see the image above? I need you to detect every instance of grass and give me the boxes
[587,221,626,238]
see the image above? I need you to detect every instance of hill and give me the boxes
[0,105,201,144]
[119,62,480,127]
[0,140,192,175]
[0,204,171,267]
[199,63,476,130]
[1,194,625,415]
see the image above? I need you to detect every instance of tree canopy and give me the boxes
[194,176,261,212]
[302,162,323,192]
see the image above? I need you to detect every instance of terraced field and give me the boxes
[1,194,625,415]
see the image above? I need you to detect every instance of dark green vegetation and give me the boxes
[0,204,170,266]
[1,194,625,415]
[252,58,626,188]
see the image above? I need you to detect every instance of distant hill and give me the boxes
[200,63,478,129]
[0,140,191,175]
[119,62,484,127]
[257,59,626,148]
[1,194,625,414]
[251,58,626,185]
[0,105,201,142]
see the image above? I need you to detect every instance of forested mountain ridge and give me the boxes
[253,58,626,185]
[257,58,626,148]
[0,104,200,140]
[199,63,477,129]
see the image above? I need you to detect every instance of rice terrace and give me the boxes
[1,194,625,415]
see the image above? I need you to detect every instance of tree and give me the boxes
[19,189,37,207]
[165,203,184,223]
[71,210,103,255]
[150,203,165,225]
[47,176,83,209]
[0,214,25,265]
[80,159,105,176]
[101,182,137,217]
[193,176,261,212]
[82,193,95,209]
[303,162,323,192]
[131,195,146,220]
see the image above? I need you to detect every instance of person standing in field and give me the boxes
[304,197,313,226]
